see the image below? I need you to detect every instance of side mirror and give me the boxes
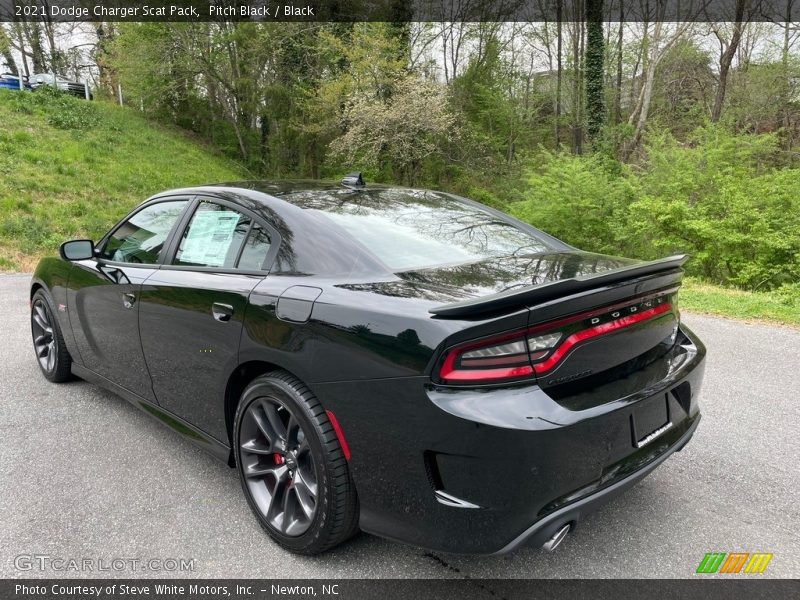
[59,239,95,261]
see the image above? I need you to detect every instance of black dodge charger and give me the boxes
[30,176,705,555]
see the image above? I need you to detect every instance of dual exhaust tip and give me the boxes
[433,488,571,552]
[542,523,571,552]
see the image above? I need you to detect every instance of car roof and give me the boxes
[154,179,426,218]
[212,179,393,196]
[151,181,401,277]
[146,180,569,277]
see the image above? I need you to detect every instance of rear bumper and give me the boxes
[493,414,699,554]
[314,325,706,554]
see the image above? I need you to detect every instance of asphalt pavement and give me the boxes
[1,273,798,579]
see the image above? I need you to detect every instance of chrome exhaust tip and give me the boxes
[542,524,571,552]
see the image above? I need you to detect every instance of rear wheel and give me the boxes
[234,371,358,554]
[30,290,72,383]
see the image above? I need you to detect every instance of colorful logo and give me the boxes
[696,552,773,574]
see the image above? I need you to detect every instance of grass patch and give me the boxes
[0,88,247,271]
[681,278,800,327]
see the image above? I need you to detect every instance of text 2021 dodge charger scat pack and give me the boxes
[30,176,705,555]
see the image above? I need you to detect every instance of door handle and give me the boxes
[212,303,234,322]
[122,292,136,309]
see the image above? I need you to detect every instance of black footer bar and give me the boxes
[3,579,799,600]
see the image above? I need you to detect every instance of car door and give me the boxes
[137,197,277,442]
[66,198,191,401]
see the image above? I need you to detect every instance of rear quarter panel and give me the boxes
[240,277,462,384]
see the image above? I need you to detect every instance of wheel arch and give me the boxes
[223,359,309,466]
[30,280,45,300]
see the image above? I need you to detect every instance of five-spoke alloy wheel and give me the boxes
[234,371,359,554]
[239,398,319,536]
[30,290,72,382]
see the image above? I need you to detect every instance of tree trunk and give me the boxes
[628,20,649,125]
[13,24,30,77]
[441,22,449,83]
[23,22,47,72]
[231,113,249,162]
[621,18,691,160]
[42,16,59,74]
[260,115,270,171]
[782,1,794,151]
[585,0,605,143]
[571,12,584,154]
[93,23,117,98]
[555,0,563,148]
[0,27,18,76]
[614,1,624,124]
[711,0,747,123]
[622,20,663,160]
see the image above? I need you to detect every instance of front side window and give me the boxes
[100,200,188,264]
[173,202,253,269]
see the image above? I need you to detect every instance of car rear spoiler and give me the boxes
[429,255,689,318]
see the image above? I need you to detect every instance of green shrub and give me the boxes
[512,126,800,292]
[46,96,101,130]
[627,128,799,289]
[510,151,637,256]
[47,104,101,130]
[10,86,100,130]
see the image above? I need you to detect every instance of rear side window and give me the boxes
[237,224,272,270]
[173,202,251,268]
[100,200,188,264]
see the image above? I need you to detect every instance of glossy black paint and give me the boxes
[139,269,262,441]
[31,180,706,554]
[66,261,158,401]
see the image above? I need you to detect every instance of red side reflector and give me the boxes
[326,410,351,461]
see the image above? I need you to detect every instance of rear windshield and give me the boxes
[303,189,551,272]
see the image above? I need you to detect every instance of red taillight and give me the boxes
[438,329,534,382]
[437,297,674,385]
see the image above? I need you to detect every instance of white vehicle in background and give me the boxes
[30,73,92,99]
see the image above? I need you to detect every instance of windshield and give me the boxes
[303,189,552,272]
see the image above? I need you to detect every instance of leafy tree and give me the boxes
[328,76,458,185]
[649,39,715,137]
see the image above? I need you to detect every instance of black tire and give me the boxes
[234,371,359,554]
[30,289,72,383]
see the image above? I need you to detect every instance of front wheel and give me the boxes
[234,371,359,554]
[30,289,72,383]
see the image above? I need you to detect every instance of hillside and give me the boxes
[0,88,247,271]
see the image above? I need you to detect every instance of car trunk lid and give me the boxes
[426,252,685,388]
